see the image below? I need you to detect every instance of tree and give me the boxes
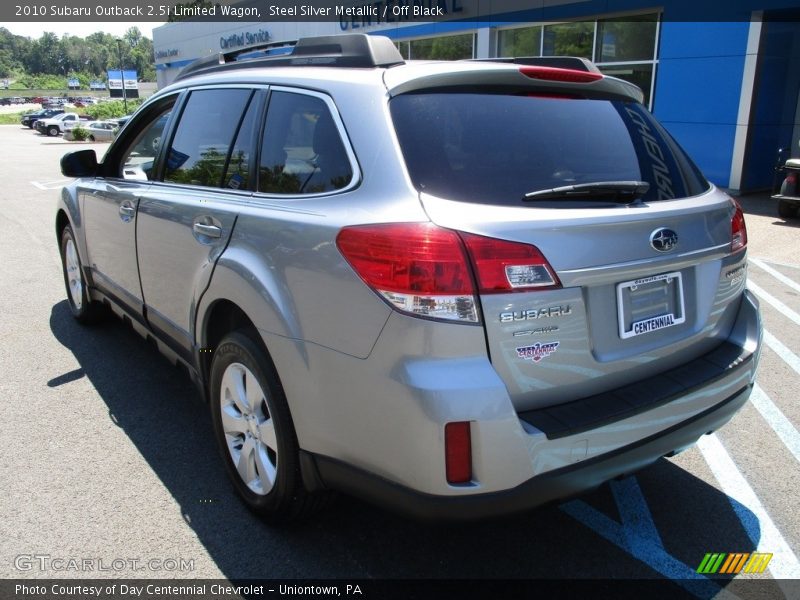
[1,28,157,86]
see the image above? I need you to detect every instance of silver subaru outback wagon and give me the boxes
[57,34,762,521]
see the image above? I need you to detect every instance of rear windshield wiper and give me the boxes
[523,181,650,203]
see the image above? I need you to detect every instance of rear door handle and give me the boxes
[119,202,135,221]
[193,223,222,238]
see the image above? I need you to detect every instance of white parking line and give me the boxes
[750,384,800,465]
[750,257,800,294]
[764,329,800,377]
[697,434,800,580]
[748,281,800,327]
[751,258,800,271]
[30,179,72,190]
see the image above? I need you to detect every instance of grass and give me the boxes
[0,112,25,125]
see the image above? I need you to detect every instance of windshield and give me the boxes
[390,93,709,206]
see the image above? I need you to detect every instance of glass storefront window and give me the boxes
[401,33,474,60]
[598,63,654,107]
[497,13,660,109]
[595,16,658,63]
[498,26,542,57]
[542,22,594,59]
[395,41,410,60]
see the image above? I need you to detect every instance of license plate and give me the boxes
[616,271,685,339]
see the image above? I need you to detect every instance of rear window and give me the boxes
[390,93,709,205]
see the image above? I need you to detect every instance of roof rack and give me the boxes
[176,34,404,81]
[468,56,601,73]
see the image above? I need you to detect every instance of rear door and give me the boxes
[136,87,263,362]
[390,90,743,411]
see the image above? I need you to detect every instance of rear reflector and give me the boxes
[460,232,561,293]
[445,422,472,484]
[731,199,748,253]
[520,66,603,83]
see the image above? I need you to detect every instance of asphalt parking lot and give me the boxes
[0,123,798,597]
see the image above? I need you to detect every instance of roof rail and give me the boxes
[468,56,601,73]
[176,34,404,81]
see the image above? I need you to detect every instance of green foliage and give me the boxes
[70,126,89,141]
[0,26,155,86]
[85,99,143,120]
[0,112,25,124]
[13,73,74,89]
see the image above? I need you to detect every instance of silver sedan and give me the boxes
[63,120,118,142]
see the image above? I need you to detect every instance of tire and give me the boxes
[47,125,59,137]
[209,331,330,522]
[59,225,105,324]
[778,198,798,219]
[88,135,95,142]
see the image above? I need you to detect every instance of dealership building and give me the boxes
[153,0,800,192]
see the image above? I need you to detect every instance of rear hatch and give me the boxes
[387,64,748,412]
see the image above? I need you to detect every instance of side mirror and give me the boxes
[61,149,98,178]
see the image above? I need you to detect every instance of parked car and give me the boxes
[57,34,762,522]
[63,120,118,142]
[36,112,90,136]
[21,108,65,128]
[772,139,800,219]
[43,97,67,109]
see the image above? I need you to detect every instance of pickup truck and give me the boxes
[35,112,91,136]
[21,108,64,128]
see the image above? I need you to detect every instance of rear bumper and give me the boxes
[772,193,800,206]
[313,383,751,520]
[308,290,761,519]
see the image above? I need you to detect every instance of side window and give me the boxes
[164,88,253,188]
[119,102,175,181]
[259,92,353,194]
[221,94,261,191]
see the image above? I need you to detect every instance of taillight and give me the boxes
[460,232,561,293]
[336,223,561,323]
[519,66,603,83]
[444,422,472,485]
[336,223,478,322]
[731,199,748,253]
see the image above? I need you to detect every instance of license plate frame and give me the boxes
[616,271,686,339]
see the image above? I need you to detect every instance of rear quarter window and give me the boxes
[258,91,354,195]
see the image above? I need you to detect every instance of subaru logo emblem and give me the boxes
[650,228,678,252]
